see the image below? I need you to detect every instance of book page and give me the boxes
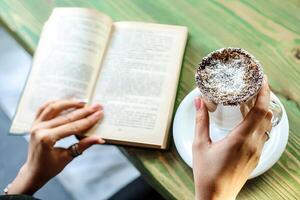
[10,8,112,133]
[90,22,187,148]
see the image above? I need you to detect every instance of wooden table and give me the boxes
[0,1,299,199]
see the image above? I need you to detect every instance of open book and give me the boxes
[10,8,188,149]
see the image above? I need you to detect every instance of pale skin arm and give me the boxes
[7,100,105,195]
[192,77,272,200]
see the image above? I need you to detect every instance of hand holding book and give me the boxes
[7,100,105,195]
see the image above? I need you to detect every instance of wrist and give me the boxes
[195,181,236,200]
[195,182,217,200]
[7,163,46,195]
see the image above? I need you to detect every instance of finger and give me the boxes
[260,110,273,141]
[246,95,257,109]
[251,110,273,155]
[49,110,103,141]
[35,100,56,120]
[37,100,86,122]
[236,75,270,135]
[254,75,271,109]
[56,147,74,163]
[77,135,105,153]
[193,97,211,145]
[239,103,248,118]
[240,95,257,118]
[202,97,217,112]
[75,134,85,140]
[40,104,102,129]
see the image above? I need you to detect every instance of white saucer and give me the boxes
[173,88,289,179]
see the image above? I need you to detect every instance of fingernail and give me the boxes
[91,104,101,110]
[77,99,88,105]
[93,110,103,118]
[194,97,202,111]
[263,75,268,83]
[98,138,105,144]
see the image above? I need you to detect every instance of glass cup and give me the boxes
[203,94,283,131]
[195,47,282,131]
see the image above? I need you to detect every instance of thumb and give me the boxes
[77,135,105,154]
[194,97,210,144]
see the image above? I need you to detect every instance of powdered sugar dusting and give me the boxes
[203,59,247,95]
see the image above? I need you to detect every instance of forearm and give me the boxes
[7,164,46,195]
